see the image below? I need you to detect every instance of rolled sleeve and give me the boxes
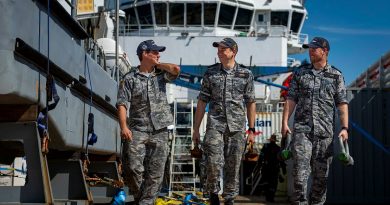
[286,73,298,103]
[244,72,255,103]
[198,74,211,102]
[116,79,131,109]
[164,70,180,82]
[334,74,348,105]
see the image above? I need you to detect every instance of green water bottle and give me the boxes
[281,149,292,160]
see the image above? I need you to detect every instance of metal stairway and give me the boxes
[168,100,196,196]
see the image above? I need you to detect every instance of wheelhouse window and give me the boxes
[204,3,217,26]
[234,8,253,32]
[291,11,304,33]
[258,14,264,22]
[124,7,138,30]
[271,11,288,27]
[137,4,153,28]
[186,3,201,26]
[154,3,167,26]
[169,3,184,26]
[218,4,236,29]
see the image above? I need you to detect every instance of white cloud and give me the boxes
[313,26,390,35]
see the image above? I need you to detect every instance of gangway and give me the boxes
[169,99,197,196]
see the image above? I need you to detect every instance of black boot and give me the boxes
[209,193,220,205]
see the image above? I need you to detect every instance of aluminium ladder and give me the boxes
[168,99,196,196]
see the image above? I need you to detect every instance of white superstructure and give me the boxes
[113,0,308,104]
[118,0,307,62]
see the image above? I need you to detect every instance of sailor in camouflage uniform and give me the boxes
[192,38,256,205]
[117,40,180,205]
[281,37,349,205]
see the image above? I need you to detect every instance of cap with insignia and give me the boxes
[212,38,238,52]
[136,40,166,56]
[302,37,330,51]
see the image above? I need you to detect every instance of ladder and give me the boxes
[247,162,263,195]
[169,99,196,196]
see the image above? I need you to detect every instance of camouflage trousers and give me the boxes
[122,129,169,205]
[203,129,246,202]
[291,132,333,205]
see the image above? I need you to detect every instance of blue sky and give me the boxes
[290,0,390,85]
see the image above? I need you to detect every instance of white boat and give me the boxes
[114,0,308,103]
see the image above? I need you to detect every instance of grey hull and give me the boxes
[0,0,120,155]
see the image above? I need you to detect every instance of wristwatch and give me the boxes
[341,127,349,133]
[248,127,256,133]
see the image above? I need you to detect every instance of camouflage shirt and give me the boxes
[116,66,177,132]
[287,64,348,137]
[198,63,255,132]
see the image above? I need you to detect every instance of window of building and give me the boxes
[186,3,201,26]
[169,3,184,26]
[218,4,236,29]
[271,11,288,26]
[234,8,253,32]
[137,4,153,28]
[291,11,304,33]
[154,3,167,26]
[204,3,217,26]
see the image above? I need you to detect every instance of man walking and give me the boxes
[281,37,349,205]
[193,38,256,205]
[117,40,180,205]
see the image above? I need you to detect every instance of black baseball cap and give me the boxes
[302,37,330,51]
[212,38,238,52]
[136,40,166,56]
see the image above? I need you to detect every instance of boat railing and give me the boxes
[119,24,307,45]
[287,30,308,45]
[349,51,390,89]
[268,25,288,37]
[254,24,270,36]
[119,24,210,36]
[85,38,107,70]
[287,57,302,67]
[84,38,131,82]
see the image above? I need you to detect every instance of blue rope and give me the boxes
[350,121,390,156]
[86,54,93,112]
[0,167,27,175]
[84,54,97,150]
[37,78,60,136]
